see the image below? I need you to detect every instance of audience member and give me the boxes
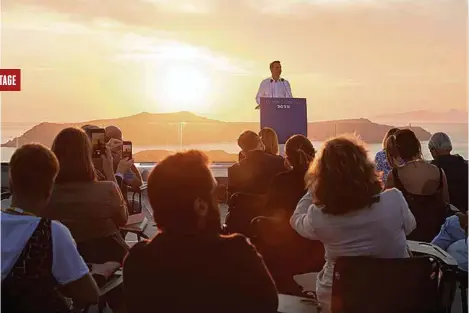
[259,127,280,156]
[290,135,415,313]
[228,131,285,195]
[432,213,468,271]
[105,125,143,190]
[123,150,278,313]
[374,128,399,184]
[255,135,324,295]
[1,144,99,312]
[44,127,130,263]
[428,132,468,212]
[386,129,450,242]
[266,134,315,218]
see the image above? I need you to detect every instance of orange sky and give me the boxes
[1,0,467,123]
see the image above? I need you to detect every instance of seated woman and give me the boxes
[432,213,468,271]
[290,135,416,313]
[258,135,324,295]
[2,144,98,313]
[385,129,450,242]
[374,128,399,184]
[259,127,281,156]
[123,151,278,313]
[266,134,315,218]
[44,127,130,263]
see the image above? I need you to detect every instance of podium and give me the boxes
[260,97,307,144]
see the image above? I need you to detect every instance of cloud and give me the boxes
[114,34,253,75]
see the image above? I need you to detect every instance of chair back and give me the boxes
[331,256,440,313]
[225,192,267,236]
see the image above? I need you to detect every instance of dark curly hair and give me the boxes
[306,135,382,215]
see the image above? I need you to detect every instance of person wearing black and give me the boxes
[429,132,468,212]
[123,150,278,313]
[266,134,315,218]
[256,135,324,295]
[228,131,285,195]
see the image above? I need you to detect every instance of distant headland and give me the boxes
[2,111,432,162]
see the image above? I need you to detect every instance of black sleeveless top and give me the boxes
[392,168,448,242]
[2,218,72,313]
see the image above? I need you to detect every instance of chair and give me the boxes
[251,216,325,296]
[331,256,441,313]
[407,240,463,313]
[84,263,123,313]
[224,192,267,236]
[128,183,147,214]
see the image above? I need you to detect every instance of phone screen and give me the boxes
[122,141,132,159]
[91,130,105,158]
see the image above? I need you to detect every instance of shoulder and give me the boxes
[375,150,386,159]
[220,234,259,256]
[378,188,405,203]
[260,78,271,84]
[51,220,73,236]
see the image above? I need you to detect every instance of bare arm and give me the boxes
[128,164,143,190]
[385,171,395,189]
[60,273,99,307]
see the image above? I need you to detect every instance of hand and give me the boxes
[106,138,122,153]
[101,147,115,179]
[116,157,134,176]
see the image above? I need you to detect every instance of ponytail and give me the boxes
[385,135,398,168]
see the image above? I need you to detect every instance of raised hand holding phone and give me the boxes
[116,158,134,176]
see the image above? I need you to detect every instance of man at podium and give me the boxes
[255,60,293,108]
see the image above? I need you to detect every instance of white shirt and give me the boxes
[255,77,293,105]
[290,188,415,313]
[1,212,89,285]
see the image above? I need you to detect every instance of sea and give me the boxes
[1,122,467,163]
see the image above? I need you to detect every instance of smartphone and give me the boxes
[90,128,106,158]
[122,141,132,159]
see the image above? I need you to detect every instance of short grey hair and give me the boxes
[428,132,452,151]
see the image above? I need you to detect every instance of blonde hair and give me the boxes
[259,127,279,155]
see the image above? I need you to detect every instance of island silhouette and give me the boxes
[2,111,432,162]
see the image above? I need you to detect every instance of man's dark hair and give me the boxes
[269,60,281,70]
[237,131,261,152]
[9,144,59,198]
[147,150,216,233]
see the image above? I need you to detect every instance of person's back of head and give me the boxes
[382,127,400,150]
[428,132,453,158]
[285,134,315,171]
[307,135,382,215]
[52,127,96,184]
[385,129,422,167]
[9,144,59,210]
[81,124,99,140]
[259,127,279,155]
[105,125,123,142]
[237,130,263,154]
[147,150,220,235]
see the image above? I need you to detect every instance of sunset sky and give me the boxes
[1,0,467,123]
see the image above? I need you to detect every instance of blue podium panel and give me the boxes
[260,97,307,144]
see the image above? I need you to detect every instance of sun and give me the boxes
[156,64,211,112]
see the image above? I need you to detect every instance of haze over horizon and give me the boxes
[2,0,468,124]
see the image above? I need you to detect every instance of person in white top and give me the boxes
[255,61,293,108]
[1,143,99,312]
[290,135,416,313]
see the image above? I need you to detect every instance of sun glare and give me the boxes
[156,64,211,112]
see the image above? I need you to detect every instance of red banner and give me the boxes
[0,69,21,91]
